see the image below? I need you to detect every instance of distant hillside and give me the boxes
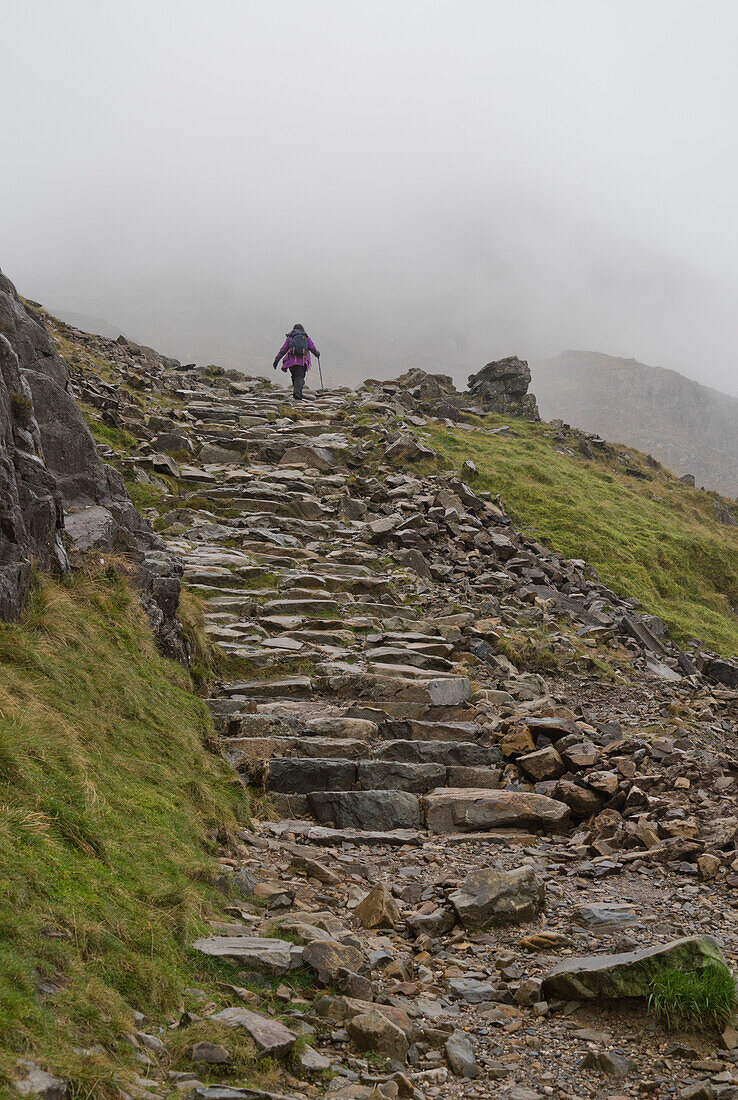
[532,351,738,498]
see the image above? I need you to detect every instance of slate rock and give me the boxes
[541,935,728,1001]
[14,1061,68,1100]
[302,939,367,983]
[347,1008,409,1062]
[450,865,545,928]
[191,1042,232,1065]
[191,936,299,976]
[308,790,421,830]
[424,788,569,834]
[209,1007,297,1058]
[445,1030,479,1078]
[579,1050,635,1077]
[354,883,401,929]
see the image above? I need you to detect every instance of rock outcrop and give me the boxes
[0,270,185,655]
[0,332,68,619]
[467,355,540,419]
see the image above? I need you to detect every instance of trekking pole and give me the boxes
[317,355,325,393]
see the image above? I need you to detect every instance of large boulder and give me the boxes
[541,935,728,1001]
[467,356,540,420]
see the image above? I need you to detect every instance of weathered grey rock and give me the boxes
[448,977,500,1003]
[64,504,116,550]
[0,270,183,648]
[356,760,445,792]
[266,757,355,794]
[467,357,539,420]
[13,1061,67,1100]
[541,936,728,1001]
[0,331,68,620]
[191,1042,232,1065]
[191,935,300,975]
[384,433,436,463]
[347,1008,409,1062]
[579,1050,635,1077]
[445,1030,479,1078]
[209,1006,297,1058]
[517,745,565,781]
[572,903,639,930]
[406,906,456,938]
[450,865,545,928]
[308,790,421,831]
[424,789,569,834]
[302,939,367,983]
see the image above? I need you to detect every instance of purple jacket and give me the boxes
[274,330,319,373]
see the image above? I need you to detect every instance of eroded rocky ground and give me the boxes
[38,321,738,1100]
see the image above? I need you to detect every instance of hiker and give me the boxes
[273,323,320,400]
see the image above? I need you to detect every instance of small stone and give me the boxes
[347,1008,409,1062]
[289,852,341,886]
[698,853,721,880]
[190,1042,231,1065]
[445,1030,478,1078]
[354,883,401,929]
[302,939,367,984]
[720,1024,738,1050]
[298,1045,332,1071]
[14,1062,67,1100]
[450,865,545,928]
[579,1050,636,1077]
[209,1006,297,1058]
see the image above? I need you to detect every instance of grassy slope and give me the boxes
[422,416,738,655]
[0,565,247,1095]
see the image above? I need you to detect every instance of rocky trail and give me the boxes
[6,298,738,1100]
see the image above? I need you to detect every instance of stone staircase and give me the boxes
[160,384,569,841]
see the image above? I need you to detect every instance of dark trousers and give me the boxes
[289,364,306,399]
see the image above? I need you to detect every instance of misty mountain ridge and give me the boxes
[532,350,738,498]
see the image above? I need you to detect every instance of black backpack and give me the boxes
[288,330,309,356]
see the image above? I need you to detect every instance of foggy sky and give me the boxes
[2,0,738,395]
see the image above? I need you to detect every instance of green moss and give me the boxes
[9,392,33,427]
[423,420,738,655]
[80,407,137,453]
[0,569,249,1092]
[648,964,736,1031]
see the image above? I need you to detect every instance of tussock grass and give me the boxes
[165,1019,279,1087]
[0,568,248,1092]
[423,419,738,655]
[496,631,562,673]
[648,964,736,1031]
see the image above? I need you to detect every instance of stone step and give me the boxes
[385,719,481,743]
[263,757,449,794]
[364,647,454,672]
[218,676,314,700]
[373,739,500,767]
[259,598,342,617]
[307,789,422,831]
[321,669,472,706]
[423,788,571,834]
[223,737,371,765]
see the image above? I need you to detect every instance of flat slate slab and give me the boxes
[424,788,570,834]
[191,935,301,976]
[210,1006,297,1058]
